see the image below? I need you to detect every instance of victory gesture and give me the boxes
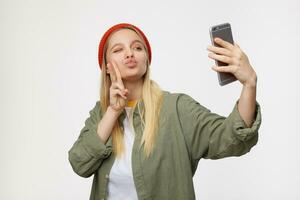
[207,37,257,87]
[107,61,129,112]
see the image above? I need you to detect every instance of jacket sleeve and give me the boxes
[176,94,262,160]
[68,101,113,178]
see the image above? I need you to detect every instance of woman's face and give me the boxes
[105,28,148,82]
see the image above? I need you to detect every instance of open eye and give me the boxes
[134,46,143,51]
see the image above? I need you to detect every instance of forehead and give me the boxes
[107,28,143,47]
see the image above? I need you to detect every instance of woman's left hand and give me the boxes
[207,37,257,87]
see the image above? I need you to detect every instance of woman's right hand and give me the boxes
[107,61,129,113]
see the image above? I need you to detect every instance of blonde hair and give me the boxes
[99,27,164,158]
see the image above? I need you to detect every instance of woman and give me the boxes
[68,23,262,200]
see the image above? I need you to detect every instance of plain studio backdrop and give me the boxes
[1,0,299,199]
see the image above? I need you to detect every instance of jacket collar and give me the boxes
[118,99,145,125]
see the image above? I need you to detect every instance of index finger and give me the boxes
[214,37,234,50]
[111,61,125,89]
[107,62,117,83]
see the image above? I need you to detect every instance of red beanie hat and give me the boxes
[98,23,152,70]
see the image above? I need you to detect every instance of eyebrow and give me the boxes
[109,39,144,51]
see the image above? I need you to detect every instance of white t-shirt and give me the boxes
[107,107,138,200]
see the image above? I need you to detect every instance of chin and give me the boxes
[122,76,141,82]
[122,72,145,82]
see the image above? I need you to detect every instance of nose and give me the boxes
[125,48,134,58]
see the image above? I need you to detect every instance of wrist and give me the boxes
[107,106,123,116]
[244,73,257,88]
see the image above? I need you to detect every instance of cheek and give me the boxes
[136,54,147,68]
[107,54,122,65]
[107,53,115,62]
[141,59,148,73]
[138,53,148,64]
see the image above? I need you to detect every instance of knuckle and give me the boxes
[223,56,230,63]
[237,53,242,60]
[221,49,227,55]
[233,58,239,65]
[226,50,232,56]
[111,84,116,89]
[116,83,121,88]
[233,53,241,61]
[236,50,243,58]
[233,66,239,73]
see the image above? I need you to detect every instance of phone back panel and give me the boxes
[210,23,237,86]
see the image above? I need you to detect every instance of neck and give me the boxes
[123,79,143,101]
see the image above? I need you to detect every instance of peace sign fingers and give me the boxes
[107,62,117,83]
[110,61,125,90]
[107,61,129,100]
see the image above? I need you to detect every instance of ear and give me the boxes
[105,67,109,73]
[105,63,109,74]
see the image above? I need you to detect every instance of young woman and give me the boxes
[68,23,262,200]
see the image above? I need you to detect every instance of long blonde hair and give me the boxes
[99,27,164,158]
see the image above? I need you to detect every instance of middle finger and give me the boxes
[207,45,232,57]
[111,61,125,89]
[208,53,232,64]
[107,63,117,83]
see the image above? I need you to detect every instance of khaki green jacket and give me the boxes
[68,91,262,200]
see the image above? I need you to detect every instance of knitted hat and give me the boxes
[98,23,152,70]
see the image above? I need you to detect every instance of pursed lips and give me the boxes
[125,59,137,66]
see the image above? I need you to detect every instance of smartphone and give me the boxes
[209,23,237,86]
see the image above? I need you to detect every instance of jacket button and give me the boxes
[105,174,109,179]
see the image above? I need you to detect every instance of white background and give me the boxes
[1,0,299,199]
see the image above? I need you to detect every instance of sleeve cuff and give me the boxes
[230,100,262,141]
[80,101,113,159]
[82,131,113,159]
